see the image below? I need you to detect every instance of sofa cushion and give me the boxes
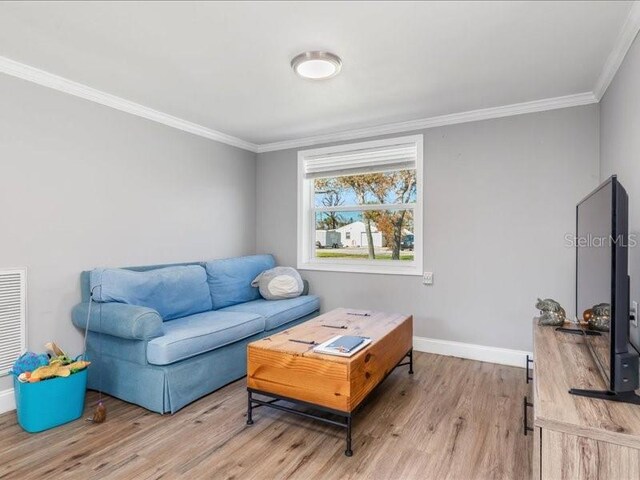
[90,265,213,321]
[146,311,265,366]
[205,255,276,309]
[221,295,320,331]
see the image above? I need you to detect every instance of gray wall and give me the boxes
[0,69,605,396]
[0,74,256,391]
[600,33,640,348]
[257,105,600,352]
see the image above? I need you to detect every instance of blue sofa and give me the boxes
[71,255,320,414]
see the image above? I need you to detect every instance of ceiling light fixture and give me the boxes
[291,51,342,80]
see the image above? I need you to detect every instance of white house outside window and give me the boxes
[297,135,423,275]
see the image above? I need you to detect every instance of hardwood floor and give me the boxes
[0,352,531,479]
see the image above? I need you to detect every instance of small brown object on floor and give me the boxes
[583,308,593,322]
[88,401,106,424]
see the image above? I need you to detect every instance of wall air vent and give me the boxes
[0,269,26,376]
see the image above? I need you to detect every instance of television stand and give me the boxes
[531,319,640,479]
[569,388,640,405]
[555,326,601,336]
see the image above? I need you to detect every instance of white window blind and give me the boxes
[303,142,417,178]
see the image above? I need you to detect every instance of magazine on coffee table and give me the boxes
[313,335,372,357]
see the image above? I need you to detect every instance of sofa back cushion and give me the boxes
[90,265,212,321]
[205,255,276,309]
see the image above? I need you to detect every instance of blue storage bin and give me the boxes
[13,369,88,433]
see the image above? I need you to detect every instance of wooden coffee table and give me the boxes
[246,308,413,456]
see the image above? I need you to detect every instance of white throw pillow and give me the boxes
[251,267,303,300]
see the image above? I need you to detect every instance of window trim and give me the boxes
[297,134,423,276]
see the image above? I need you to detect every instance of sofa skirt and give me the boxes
[85,311,319,413]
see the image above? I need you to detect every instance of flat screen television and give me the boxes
[573,175,640,404]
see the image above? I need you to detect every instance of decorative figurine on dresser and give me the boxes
[535,298,566,326]
[583,303,611,332]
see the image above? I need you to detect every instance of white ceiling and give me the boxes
[0,1,635,149]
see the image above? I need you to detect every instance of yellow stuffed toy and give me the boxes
[20,342,91,383]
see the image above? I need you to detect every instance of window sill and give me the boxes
[297,261,422,276]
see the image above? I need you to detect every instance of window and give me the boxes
[298,135,423,275]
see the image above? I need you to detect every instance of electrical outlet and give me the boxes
[632,301,638,328]
[423,272,433,285]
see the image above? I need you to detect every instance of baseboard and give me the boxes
[413,336,531,368]
[0,388,15,414]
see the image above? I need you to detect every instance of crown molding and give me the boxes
[256,92,598,153]
[0,55,259,152]
[593,0,640,100]
[0,35,628,156]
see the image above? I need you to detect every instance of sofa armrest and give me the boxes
[72,302,163,340]
[302,279,310,296]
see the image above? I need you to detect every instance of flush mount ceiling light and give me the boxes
[291,51,342,80]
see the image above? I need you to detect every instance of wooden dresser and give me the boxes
[529,321,640,479]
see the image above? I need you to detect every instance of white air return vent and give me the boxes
[0,269,26,376]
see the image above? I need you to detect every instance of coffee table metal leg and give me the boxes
[246,390,254,425]
[345,416,353,457]
[409,348,414,374]
[397,349,414,374]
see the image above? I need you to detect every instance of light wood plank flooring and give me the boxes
[0,352,531,479]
